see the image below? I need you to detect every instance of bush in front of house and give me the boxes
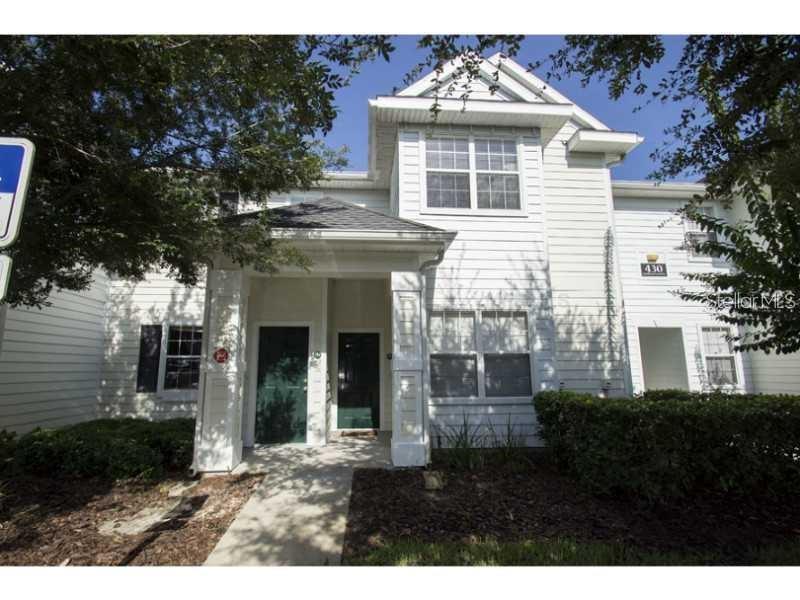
[0,430,17,476]
[12,418,195,480]
[533,390,800,503]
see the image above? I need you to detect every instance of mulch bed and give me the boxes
[0,473,262,565]
[343,454,800,564]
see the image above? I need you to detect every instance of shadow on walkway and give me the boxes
[205,434,390,566]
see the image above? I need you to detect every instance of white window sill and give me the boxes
[419,207,530,218]
[156,390,199,403]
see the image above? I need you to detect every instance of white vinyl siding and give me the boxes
[0,272,109,433]
[542,120,625,395]
[99,270,205,420]
[397,125,555,446]
[613,195,753,393]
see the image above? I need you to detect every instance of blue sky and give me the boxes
[323,35,694,182]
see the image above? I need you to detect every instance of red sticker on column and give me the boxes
[213,347,229,364]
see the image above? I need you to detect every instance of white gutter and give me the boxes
[612,180,707,199]
[567,130,644,155]
[269,228,456,243]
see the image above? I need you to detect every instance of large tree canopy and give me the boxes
[3,35,798,355]
[533,36,800,353]
[0,35,393,306]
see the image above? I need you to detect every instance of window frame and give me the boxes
[697,324,744,391]
[427,308,534,401]
[684,204,718,262]
[136,320,204,401]
[420,133,528,217]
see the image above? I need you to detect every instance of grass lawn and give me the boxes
[342,450,800,566]
[347,537,800,566]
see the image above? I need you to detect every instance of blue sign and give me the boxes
[0,145,25,194]
[0,137,35,248]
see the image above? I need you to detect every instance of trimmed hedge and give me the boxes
[534,390,800,502]
[11,418,195,480]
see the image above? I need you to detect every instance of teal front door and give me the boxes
[337,332,380,429]
[255,326,309,444]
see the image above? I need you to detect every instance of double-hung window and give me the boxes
[135,323,203,394]
[480,311,532,396]
[164,325,203,390]
[685,205,717,259]
[424,135,522,213]
[428,311,478,397]
[425,137,471,209]
[475,139,521,210]
[428,310,532,398]
[700,326,739,387]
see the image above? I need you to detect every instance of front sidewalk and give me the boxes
[204,434,391,566]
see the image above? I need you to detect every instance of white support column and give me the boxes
[390,271,428,467]
[194,269,250,472]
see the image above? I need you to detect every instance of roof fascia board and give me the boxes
[567,129,644,154]
[271,228,456,243]
[399,57,543,104]
[315,172,385,190]
[397,56,467,97]
[612,180,707,199]
[369,95,573,121]
[488,53,610,131]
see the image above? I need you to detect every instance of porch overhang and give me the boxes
[226,198,456,275]
[244,229,455,278]
[368,95,574,130]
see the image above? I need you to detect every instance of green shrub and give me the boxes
[534,390,800,503]
[12,418,195,480]
[0,430,17,476]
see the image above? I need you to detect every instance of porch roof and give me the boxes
[233,197,447,234]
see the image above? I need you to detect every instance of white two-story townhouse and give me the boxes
[1,54,798,471]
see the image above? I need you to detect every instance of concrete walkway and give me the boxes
[204,435,390,566]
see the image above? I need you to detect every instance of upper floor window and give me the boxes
[475,139,520,210]
[424,135,523,213]
[426,137,470,209]
[685,205,717,259]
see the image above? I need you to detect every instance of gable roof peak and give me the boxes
[397,52,609,131]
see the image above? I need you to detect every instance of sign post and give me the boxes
[0,255,11,301]
[0,137,36,302]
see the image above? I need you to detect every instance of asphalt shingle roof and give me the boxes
[234,197,445,233]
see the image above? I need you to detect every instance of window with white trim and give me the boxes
[425,137,471,209]
[428,310,532,398]
[164,325,203,390]
[475,139,520,210]
[480,311,532,396]
[424,135,522,212]
[701,326,739,387]
[135,323,203,393]
[685,205,718,258]
[428,311,478,397]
